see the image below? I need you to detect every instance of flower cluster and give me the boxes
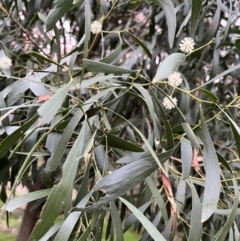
[160,37,196,109]
[0,56,12,69]
[162,72,182,109]
[90,20,102,34]
[168,72,182,87]
[163,96,177,110]
[179,37,195,54]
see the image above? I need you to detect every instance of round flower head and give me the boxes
[163,96,177,109]
[179,37,195,53]
[90,20,102,34]
[168,72,183,86]
[0,56,12,69]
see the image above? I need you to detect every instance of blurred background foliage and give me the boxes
[1,0,240,240]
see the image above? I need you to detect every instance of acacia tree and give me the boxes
[1,0,240,240]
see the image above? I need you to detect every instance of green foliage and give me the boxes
[1,0,240,240]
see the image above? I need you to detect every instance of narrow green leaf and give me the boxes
[133,83,160,144]
[0,115,38,158]
[119,197,167,241]
[214,177,239,240]
[107,110,169,176]
[28,51,63,67]
[76,147,176,212]
[200,89,219,103]
[101,34,122,63]
[127,32,152,59]
[46,0,84,31]
[84,0,91,58]
[152,53,186,83]
[95,128,144,152]
[182,122,200,152]
[30,120,89,240]
[191,0,203,37]
[77,224,92,241]
[200,7,221,45]
[80,75,117,90]
[200,108,221,222]
[83,59,137,74]
[217,3,233,48]
[187,180,202,241]
[54,192,92,241]
[5,189,51,212]
[124,201,152,232]
[152,0,176,48]
[110,201,124,241]
[39,221,64,241]
[44,109,82,173]
[151,90,174,149]
[220,109,240,156]
[146,176,168,223]
[38,82,71,125]
[235,39,240,52]
[76,159,158,212]
[181,137,192,180]
[45,87,119,174]
[194,62,240,90]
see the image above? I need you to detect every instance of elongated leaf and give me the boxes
[127,32,152,59]
[39,222,63,241]
[45,87,118,174]
[110,201,124,241]
[30,120,88,240]
[200,89,219,103]
[191,0,203,37]
[220,108,240,156]
[146,176,168,223]
[38,82,71,125]
[151,89,174,149]
[80,75,117,91]
[84,0,91,58]
[119,197,166,241]
[83,59,137,74]
[187,180,202,241]
[133,83,160,143]
[54,192,92,241]
[101,34,122,63]
[28,51,63,67]
[213,156,239,240]
[75,146,176,212]
[5,189,51,212]
[0,115,38,158]
[200,7,221,45]
[194,62,240,90]
[46,0,84,31]
[182,122,200,152]
[96,129,144,152]
[181,137,192,180]
[200,108,220,222]
[77,224,92,241]
[152,53,186,83]
[75,158,158,212]
[235,39,240,52]
[124,201,152,231]
[151,0,176,48]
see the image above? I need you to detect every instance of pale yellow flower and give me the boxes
[0,56,12,69]
[90,21,102,34]
[179,37,195,53]
[163,96,177,109]
[168,72,183,86]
